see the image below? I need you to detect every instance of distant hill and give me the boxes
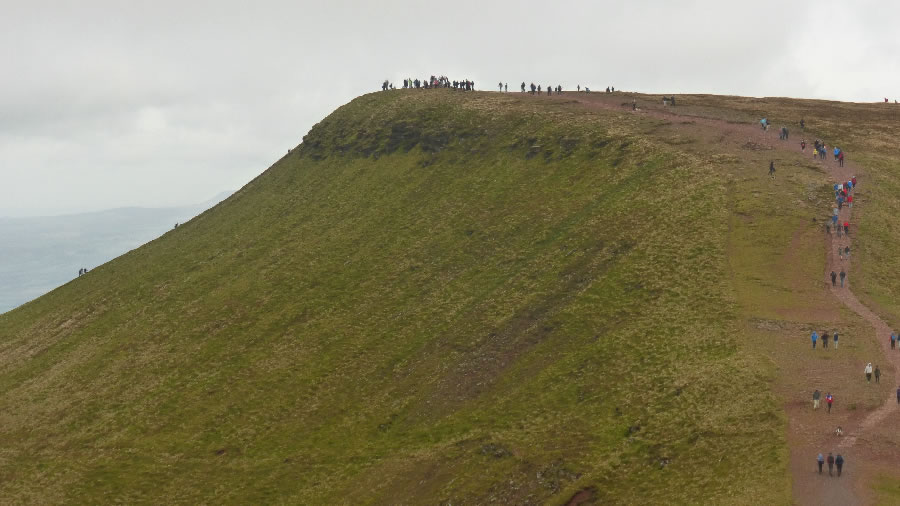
[2,90,900,503]
[0,191,231,313]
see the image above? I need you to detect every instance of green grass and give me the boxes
[4,89,891,503]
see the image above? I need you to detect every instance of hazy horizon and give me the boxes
[2,0,898,217]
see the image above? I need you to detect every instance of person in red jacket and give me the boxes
[848,195,853,208]
[852,176,857,187]
[844,222,849,235]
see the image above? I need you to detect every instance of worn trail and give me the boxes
[565,93,896,505]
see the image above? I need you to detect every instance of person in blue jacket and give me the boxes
[812,331,819,349]
[834,147,840,160]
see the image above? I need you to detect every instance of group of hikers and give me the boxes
[810,330,840,349]
[816,452,846,476]
[382,76,475,91]
[803,138,846,166]
[520,82,565,95]
[384,78,625,96]
[77,267,90,276]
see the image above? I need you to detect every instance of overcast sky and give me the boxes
[2,0,898,217]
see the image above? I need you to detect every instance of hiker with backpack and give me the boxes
[826,393,834,412]
[835,454,844,476]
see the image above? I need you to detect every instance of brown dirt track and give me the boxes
[536,90,900,505]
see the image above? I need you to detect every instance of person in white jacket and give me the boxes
[865,363,873,383]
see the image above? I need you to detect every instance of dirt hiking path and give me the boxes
[563,93,898,505]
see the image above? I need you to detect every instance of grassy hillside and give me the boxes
[0,89,841,504]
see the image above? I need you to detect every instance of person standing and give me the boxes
[875,365,881,383]
[813,389,821,410]
[812,331,819,349]
[822,331,830,349]
[833,331,839,349]
[831,271,837,286]
[840,270,846,287]
[826,393,834,413]
[845,246,850,259]
[897,386,900,404]
[891,333,896,350]
[817,453,825,474]
[769,161,776,179]
[835,454,844,477]
[827,453,835,475]
[865,363,873,383]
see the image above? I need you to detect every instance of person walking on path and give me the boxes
[835,454,844,477]
[840,270,846,287]
[827,453,835,475]
[844,222,850,235]
[897,386,900,404]
[822,331,830,349]
[834,331,839,349]
[844,246,850,259]
[891,333,896,350]
[817,453,825,474]
[826,393,834,413]
[812,331,819,349]
[865,363,873,383]
[839,151,844,167]
[875,365,881,383]
[831,271,837,286]
[813,389,821,410]
[768,161,775,179]
[839,248,844,261]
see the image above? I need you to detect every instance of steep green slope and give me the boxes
[0,91,788,504]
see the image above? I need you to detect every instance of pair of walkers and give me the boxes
[812,390,834,412]
[830,270,847,287]
[811,331,839,349]
[816,453,845,476]
[864,363,881,383]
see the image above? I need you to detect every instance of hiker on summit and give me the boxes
[813,389,821,409]
[577,84,581,92]
[835,454,844,476]
[865,363,873,383]
[817,453,824,473]
[521,82,526,92]
[840,270,846,287]
[812,330,819,349]
[547,85,552,96]
[826,392,834,413]
[504,83,508,92]
[498,82,503,91]
[875,365,881,383]
[831,271,837,286]
[538,84,542,95]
